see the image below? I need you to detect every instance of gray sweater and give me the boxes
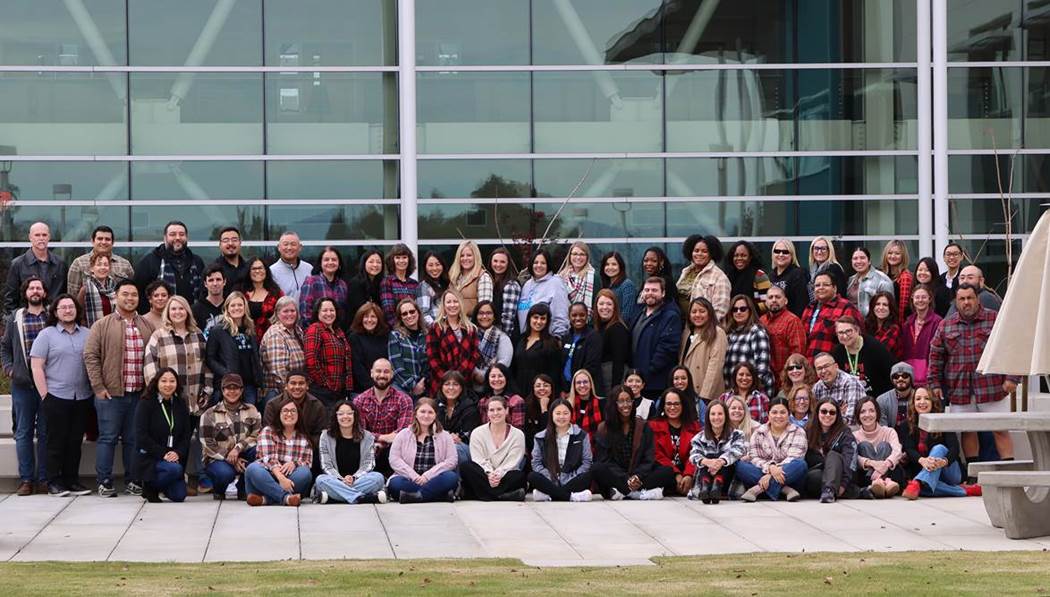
[318,429,377,479]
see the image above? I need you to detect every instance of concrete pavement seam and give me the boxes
[201,499,224,562]
[678,499,767,552]
[526,503,586,560]
[6,496,76,561]
[106,498,145,562]
[373,505,399,559]
[604,501,678,556]
[838,501,956,550]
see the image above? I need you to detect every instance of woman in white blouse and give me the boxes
[459,396,527,501]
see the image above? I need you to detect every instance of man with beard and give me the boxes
[192,265,226,336]
[876,362,915,429]
[262,369,328,473]
[353,358,414,476]
[760,284,806,391]
[630,277,683,398]
[214,226,250,296]
[134,221,206,311]
[1,277,50,495]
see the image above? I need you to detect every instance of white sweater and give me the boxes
[469,423,526,475]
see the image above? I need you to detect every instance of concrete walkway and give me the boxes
[1,494,1046,566]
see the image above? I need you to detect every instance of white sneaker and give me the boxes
[569,490,592,502]
[532,489,552,502]
[627,490,642,500]
[225,478,239,500]
[609,488,625,501]
[314,490,329,504]
[639,488,664,501]
[377,490,388,504]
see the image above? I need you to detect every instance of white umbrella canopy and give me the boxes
[978,209,1050,376]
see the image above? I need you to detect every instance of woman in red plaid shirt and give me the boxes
[304,297,353,410]
[426,289,480,396]
[245,398,313,507]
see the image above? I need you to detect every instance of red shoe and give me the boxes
[284,494,301,507]
[963,483,982,497]
[246,493,265,507]
[902,480,921,500]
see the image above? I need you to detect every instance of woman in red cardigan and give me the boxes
[426,288,480,395]
[649,387,701,496]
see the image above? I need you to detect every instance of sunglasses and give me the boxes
[818,409,838,416]
[786,364,805,371]
[773,249,791,255]
[891,373,911,379]
[400,309,418,316]
[732,306,750,313]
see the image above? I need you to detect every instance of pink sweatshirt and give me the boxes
[853,425,903,470]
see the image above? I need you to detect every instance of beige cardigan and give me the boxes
[469,423,526,475]
[679,326,728,401]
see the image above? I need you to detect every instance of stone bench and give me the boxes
[921,412,1050,540]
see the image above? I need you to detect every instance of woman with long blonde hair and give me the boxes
[448,240,493,317]
[557,241,600,319]
[425,288,479,395]
[206,291,263,405]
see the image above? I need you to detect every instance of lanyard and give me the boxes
[846,349,861,377]
[159,398,174,434]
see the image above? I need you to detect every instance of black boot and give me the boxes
[142,486,162,503]
[399,491,425,504]
[709,476,723,505]
[697,475,712,504]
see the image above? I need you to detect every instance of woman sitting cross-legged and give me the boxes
[388,398,460,504]
[898,387,979,499]
[852,397,903,499]
[245,398,313,507]
[688,399,746,504]
[135,367,193,503]
[593,386,673,501]
[804,397,860,503]
[460,396,527,501]
[649,387,701,497]
[736,397,807,502]
[313,400,387,504]
[528,398,593,502]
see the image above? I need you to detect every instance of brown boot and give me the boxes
[16,481,33,496]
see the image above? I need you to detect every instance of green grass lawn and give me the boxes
[1,552,1048,596]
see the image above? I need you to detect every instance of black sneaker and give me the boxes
[820,487,836,503]
[48,483,70,497]
[124,481,143,497]
[356,493,380,505]
[399,491,425,504]
[98,481,118,498]
[498,488,526,502]
[68,483,93,496]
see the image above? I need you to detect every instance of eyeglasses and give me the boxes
[786,364,805,371]
[794,395,810,402]
[818,409,838,416]
[732,306,750,313]
[813,246,829,252]
[891,373,911,380]
[615,399,634,405]
[773,249,790,255]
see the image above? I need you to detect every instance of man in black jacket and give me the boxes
[630,277,682,398]
[134,221,205,311]
[3,222,66,315]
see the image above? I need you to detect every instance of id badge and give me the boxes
[167,435,174,448]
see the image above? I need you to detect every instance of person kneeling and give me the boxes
[460,396,527,501]
[388,398,460,504]
[688,400,746,504]
[804,398,860,503]
[135,368,192,503]
[593,386,673,500]
[313,400,387,504]
[245,398,313,506]
[528,398,593,502]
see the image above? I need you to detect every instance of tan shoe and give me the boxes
[16,481,33,496]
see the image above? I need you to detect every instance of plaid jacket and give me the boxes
[745,422,807,471]
[259,323,305,393]
[801,296,862,357]
[479,394,526,428]
[689,427,747,467]
[256,426,313,469]
[872,322,903,361]
[353,386,414,437]
[719,390,771,424]
[379,275,421,327]
[723,323,774,392]
[498,279,521,335]
[760,309,807,388]
[686,262,732,321]
[298,274,349,324]
[304,322,353,394]
[199,400,261,464]
[894,269,914,319]
[928,307,1019,405]
[426,323,479,394]
[143,328,213,416]
[813,370,866,422]
[388,327,429,393]
[250,292,281,343]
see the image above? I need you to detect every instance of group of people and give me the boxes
[1,221,1015,506]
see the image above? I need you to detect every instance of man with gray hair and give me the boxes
[3,222,66,314]
[269,231,312,300]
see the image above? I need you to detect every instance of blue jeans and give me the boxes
[245,461,312,504]
[204,447,257,496]
[914,444,966,497]
[735,459,807,501]
[387,470,459,502]
[454,441,471,464]
[314,471,386,503]
[150,460,188,502]
[95,392,139,484]
[12,383,47,483]
[242,385,258,406]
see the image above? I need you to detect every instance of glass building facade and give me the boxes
[0,0,1046,291]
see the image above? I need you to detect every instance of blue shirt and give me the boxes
[29,324,93,400]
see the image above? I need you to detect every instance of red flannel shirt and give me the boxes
[426,323,479,394]
[895,269,914,319]
[577,395,603,450]
[760,308,807,389]
[353,386,414,438]
[872,322,903,361]
[801,296,862,358]
[928,306,1019,405]
[303,322,353,394]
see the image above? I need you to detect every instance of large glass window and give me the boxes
[533,158,664,197]
[265,0,397,66]
[417,0,529,66]
[948,0,1050,62]
[131,205,266,241]
[131,161,263,201]
[265,205,399,240]
[532,0,665,65]
[417,72,531,153]
[128,0,261,66]
[0,161,127,201]
[0,0,127,66]
[130,73,263,155]
[265,73,396,154]
[3,206,130,242]
[664,199,918,237]
[666,68,918,152]
[0,73,126,155]
[418,160,533,198]
[947,66,1050,149]
[668,156,918,196]
[267,161,399,200]
[949,154,1050,194]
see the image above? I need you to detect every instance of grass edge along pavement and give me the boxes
[0,551,1048,595]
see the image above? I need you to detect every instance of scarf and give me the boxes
[563,265,595,307]
[478,325,502,366]
[83,276,116,326]
[158,245,202,299]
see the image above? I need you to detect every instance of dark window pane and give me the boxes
[663,200,917,237]
[267,161,399,199]
[533,159,663,197]
[949,197,1043,236]
[417,72,531,153]
[131,161,263,200]
[265,0,396,67]
[417,160,532,199]
[948,0,1050,61]
[128,0,261,66]
[0,162,127,201]
[131,205,266,242]
[0,0,127,66]
[3,205,129,242]
[668,156,917,196]
[265,205,399,240]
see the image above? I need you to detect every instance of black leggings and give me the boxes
[592,463,676,497]
[805,450,852,497]
[460,461,526,501]
[527,471,593,501]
